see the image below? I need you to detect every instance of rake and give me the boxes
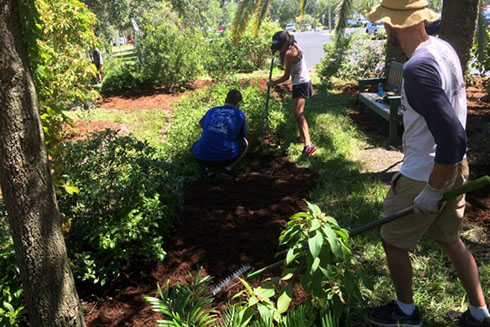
[211,175,490,295]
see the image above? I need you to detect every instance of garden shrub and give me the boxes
[0,203,26,327]
[316,32,386,84]
[136,21,204,91]
[101,62,149,95]
[58,131,182,287]
[204,20,280,80]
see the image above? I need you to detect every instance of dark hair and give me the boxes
[271,31,296,66]
[225,89,242,106]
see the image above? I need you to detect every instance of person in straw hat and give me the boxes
[364,1,490,327]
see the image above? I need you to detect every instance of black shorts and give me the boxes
[292,81,313,99]
[194,139,247,168]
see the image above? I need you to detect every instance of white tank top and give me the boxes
[291,45,311,85]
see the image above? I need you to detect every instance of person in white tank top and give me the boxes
[269,31,316,157]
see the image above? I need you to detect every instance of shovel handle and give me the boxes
[349,175,490,237]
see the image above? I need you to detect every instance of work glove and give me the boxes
[267,80,274,88]
[413,183,444,214]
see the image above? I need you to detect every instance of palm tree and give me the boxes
[231,0,307,41]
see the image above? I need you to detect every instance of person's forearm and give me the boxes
[428,162,457,189]
[273,75,289,85]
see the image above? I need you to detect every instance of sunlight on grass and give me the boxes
[65,108,172,147]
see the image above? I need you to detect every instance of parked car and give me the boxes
[366,22,382,34]
[285,23,296,32]
[359,18,370,27]
[346,19,359,27]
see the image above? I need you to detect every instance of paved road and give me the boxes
[293,28,362,70]
[293,31,332,70]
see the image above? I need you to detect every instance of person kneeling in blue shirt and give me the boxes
[192,89,248,171]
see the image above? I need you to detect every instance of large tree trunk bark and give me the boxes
[0,1,85,326]
[439,0,481,77]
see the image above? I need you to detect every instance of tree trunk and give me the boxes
[0,1,85,326]
[385,41,407,74]
[439,0,481,77]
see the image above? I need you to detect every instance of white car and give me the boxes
[285,23,296,32]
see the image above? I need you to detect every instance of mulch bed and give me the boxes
[84,151,315,327]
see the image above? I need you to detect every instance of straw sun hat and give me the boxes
[366,0,439,28]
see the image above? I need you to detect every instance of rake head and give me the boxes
[211,264,253,296]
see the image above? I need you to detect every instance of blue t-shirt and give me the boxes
[192,105,247,162]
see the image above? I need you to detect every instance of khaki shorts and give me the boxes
[380,160,469,250]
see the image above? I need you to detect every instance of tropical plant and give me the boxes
[275,201,371,323]
[231,0,307,41]
[145,268,217,327]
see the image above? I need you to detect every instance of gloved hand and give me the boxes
[413,183,444,214]
[267,80,274,88]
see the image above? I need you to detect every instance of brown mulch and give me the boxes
[98,80,214,111]
[84,151,315,327]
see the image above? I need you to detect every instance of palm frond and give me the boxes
[253,0,272,36]
[300,0,307,17]
[232,0,261,43]
[334,0,354,36]
[476,6,488,62]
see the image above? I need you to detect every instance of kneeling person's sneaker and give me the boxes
[368,301,422,327]
[459,310,490,327]
[302,144,317,157]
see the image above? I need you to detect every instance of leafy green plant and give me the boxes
[101,62,149,95]
[19,0,99,193]
[0,204,26,327]
[136,21,204,91]
[145,268,217,326]
[59,130,182,287]
[276,201,371,323]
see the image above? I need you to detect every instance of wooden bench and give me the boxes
[358,61,403,144]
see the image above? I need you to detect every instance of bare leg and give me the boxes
[293,98,311,146]
[225,138,248,171]
[437,239,486,307]
[383,240,414,304]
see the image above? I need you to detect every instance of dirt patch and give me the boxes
[99,80,214,111]
[84,151,315,327]
[65,120,129,141]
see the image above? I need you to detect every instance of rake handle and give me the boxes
[349,175,490,237]
[246,176,490,279]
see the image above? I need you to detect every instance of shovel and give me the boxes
[212,175,490,295]
[261,57,275,146]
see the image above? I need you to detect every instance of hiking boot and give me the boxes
[302,144,317,157]
[459,310,490,327]
[368,301,422,327]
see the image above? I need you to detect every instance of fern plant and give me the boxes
[145,268,217,327]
